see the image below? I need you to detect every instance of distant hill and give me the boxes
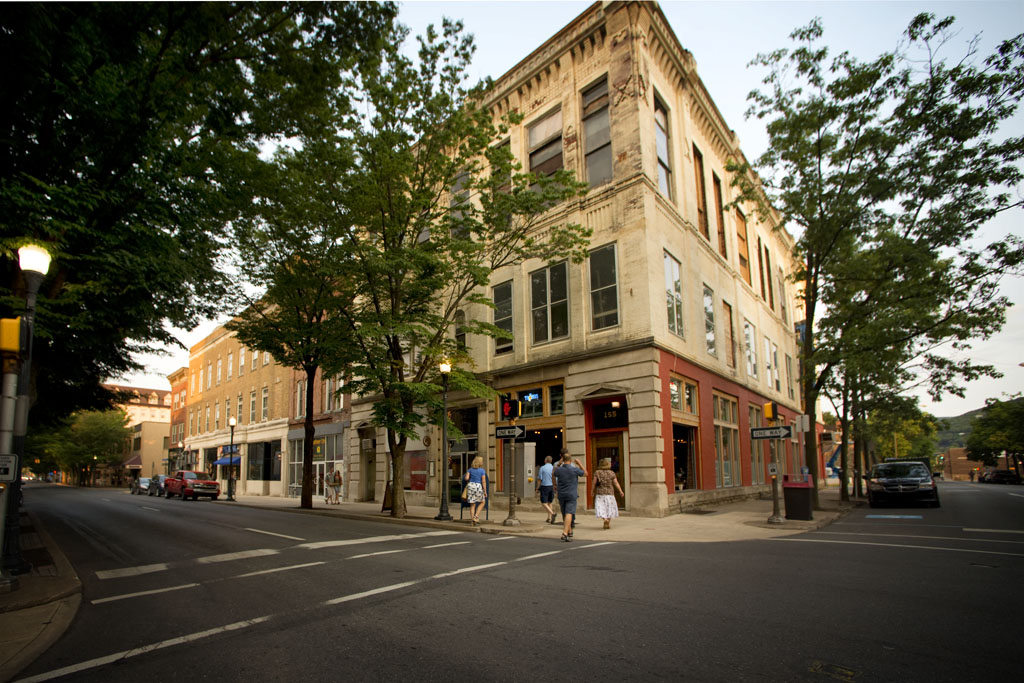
[934,398,1024,451]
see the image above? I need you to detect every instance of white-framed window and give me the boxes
[263,351,270,366]
[215,402,220,430]
[238,394,244,425]
[531,261,569,344]
[188,410,193,437]
[528,108,563,179]
[714,393,740,488]
[590,243,619,330]
[693,144,709,241]
[249,391,257,423]
[582,77,612,187]
[261,387,269,420]
[252,348,258,370]
[238,348,245,376]
[749,404,766,485]
[764,337,774,390]
[335,377,345,410]
[295,379,305,418]
[493,281,513,355]
[206,362,212,389]
[669,377,698,415]
[722,301,736,369]
[664,251,683,337]
[703,285,717,356]
[772,342,781,392]
[744,320,758,378]
[205,405,210,433]
[654,93,672,198]
[216,358,221,385]
[198,369,203,393]
[323,377,333,413]
[190,372,195,394]
[227,353,233,381]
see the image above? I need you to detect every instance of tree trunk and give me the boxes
[839,374,851,503]
[801,268,821,509]
[300,365,319,509]
[387,428,407,518]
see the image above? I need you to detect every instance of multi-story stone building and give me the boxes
[349,0,811,516]
[104,384,171,480]
[167,366,188,473]
[184,325,290,495]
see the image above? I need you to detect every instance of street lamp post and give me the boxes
[434,362,452,521]
[3,245,51,579]
[227,417,236,501]
[175,441,183,475]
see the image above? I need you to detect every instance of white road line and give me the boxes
[1009,493,1024,499]
[298,530,460,550]
[96,563,169,580]
[16,616,272,683]
[814,531,1024,545]
[421,542,472,549]
[348,549,410,560]
[92,583,199,605]
[325,581,420,605]
[140,507,161,512]
[576,542,616,549]
[515,551,563,561]
[244,527,305,541]
[100,498,111,502]
[196,549,279,564]
[233,562,325,578]
[429,561,507,579]
[487,536,516,541]
[774,537,1024,557]
[963,528,1024,535]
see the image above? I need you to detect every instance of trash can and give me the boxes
[782,474,813,521]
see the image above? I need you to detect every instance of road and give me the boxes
[15,481,1024,682]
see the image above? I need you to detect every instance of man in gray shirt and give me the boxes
[552,447,586,541]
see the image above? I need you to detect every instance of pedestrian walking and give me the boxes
[552,447,586,542]
[536,455,556,524]
[330,468,343,504]
[463,456,488,526]
[320,473,330,504]
[592,457,624,529]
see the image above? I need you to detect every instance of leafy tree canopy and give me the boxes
[0,1,396,425]
[965,395,1024,469]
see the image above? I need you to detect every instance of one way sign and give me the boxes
[751,426,792,440]
[495,425,525,439]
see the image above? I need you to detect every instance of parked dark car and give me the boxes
[148,474,169,496]
[978,470,995,483]
[130,477,151,495]
[988,470,1021,485]
[865,462,940,508]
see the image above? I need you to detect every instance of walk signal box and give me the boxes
[763,401,779,421]
[500,394,521,420]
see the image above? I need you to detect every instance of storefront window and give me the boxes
[518,388,544,418]
[549,385,564,415]
[714,394,740,488]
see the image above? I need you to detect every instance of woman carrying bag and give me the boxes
[463,456,488,526]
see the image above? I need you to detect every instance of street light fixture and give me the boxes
[2,244,52,580]
[227,417,237,501]
[175,441,183,475]
[434,361,453,521]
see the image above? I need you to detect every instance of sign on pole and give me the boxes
[0,454,16,482]
[495,425,525,439]
[751,426,793,440]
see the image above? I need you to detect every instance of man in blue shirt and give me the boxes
[536,455,555,524]
[552,447,587,541]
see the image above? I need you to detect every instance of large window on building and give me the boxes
[249,391,257,423]
[749,404,766,485]
[669,377,698,415]
[772,342,781,391]
[238,348,245,376]
[744,319,758,379]
[664,251,683,337]
[237,394,243,425]
[493,281,513,355]
[654,94,672,198]
[736,208,751,286]
[582,78,612,186]
[517,388,544,419]
[714,393,740,488]
[295,379,305,418]
[764,337,774,391]
[206,362,212,389]
[215,402,220,430]
[261,387,269,420]
[722,301,736,369]
[227,353,233,380]
[590,244,619,330]
[216,358,222,385]
[713,173,728,259]
[531,262,569,344]
[693,144,710,241]
[528,108,563,179]
[703,285,717,356]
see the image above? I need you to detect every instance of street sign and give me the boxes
[751,426,793,440]
[0,454,16,482]
[768,463,778,476]
[495,425,525,439]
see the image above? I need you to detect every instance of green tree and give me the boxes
[234,19,590,517]
[37,409,131,485]
[966,396,1024,473]
[732,15,1024,506]
[0,2,395,426]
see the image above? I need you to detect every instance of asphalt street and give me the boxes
[13,481,1024,682]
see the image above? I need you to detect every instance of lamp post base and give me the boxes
[766,514,785,525]
[434,511,453,521]
[501,516,521,527]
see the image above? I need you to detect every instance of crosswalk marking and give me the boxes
[92,583,199,605]
[197,549,279,564]
[96,563,168,580]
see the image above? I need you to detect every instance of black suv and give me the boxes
[148,474,170,496]
[866,462,940,508]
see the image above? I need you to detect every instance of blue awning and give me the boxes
[212,456,240,466]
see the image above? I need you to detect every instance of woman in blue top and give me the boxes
[463,456,488,526]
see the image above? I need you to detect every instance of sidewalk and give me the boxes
[0,484,856,682]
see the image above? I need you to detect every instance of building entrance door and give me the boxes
[314,462,327,500]
[589,432,626,509]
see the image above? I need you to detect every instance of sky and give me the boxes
[124,0,1024,419]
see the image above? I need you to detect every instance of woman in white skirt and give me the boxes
[592,458,624,529]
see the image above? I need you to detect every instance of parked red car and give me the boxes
[165,470,220,501]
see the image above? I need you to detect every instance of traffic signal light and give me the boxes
[500,394,521,420]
